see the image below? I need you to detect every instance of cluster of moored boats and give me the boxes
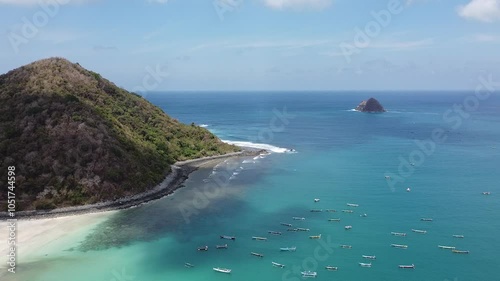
[189,199,471,276]
[389,218,470,257]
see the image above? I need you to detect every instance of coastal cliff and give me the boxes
[355,98,386,112]
[0,58,239,211]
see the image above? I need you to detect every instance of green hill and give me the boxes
[0,58,239,210]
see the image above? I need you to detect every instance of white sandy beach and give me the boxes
[0,211,114,270]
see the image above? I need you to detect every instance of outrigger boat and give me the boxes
[420,218,433,222]
[197,246,208,251]
[359,262,372,267]
[280,247,296,252]
[309,234,321,239]
[184,263,194,268]
[452,234,465,238]
[251,252,264,258]
[391,244,408,249]
[216,244,228,249]
[438,245,455,250]
[287,228,298,232]
[281,223,293,227]
[340,245,352,249]
[272,262,285,268]
[252,236,267,241]
[362,255,376,260]
[213,267,231,274]
[310,209,323,213]
[268,231,282,235]
[412,229,427,234]
[342,210,354,213]
[452,249,470,254]
[328,218,341,222]
[297,228,310,232]
[325,266,338,271]
[220,235,236,240]
[325,209,337,212]
[347,203,359,207]
[292,217,305,220]
[391,232,407,236]
[398,264,415,269]
[301,271,317,278]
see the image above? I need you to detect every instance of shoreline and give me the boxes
[0,150,257,220]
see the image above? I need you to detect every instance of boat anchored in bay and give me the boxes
[213,267,231,274]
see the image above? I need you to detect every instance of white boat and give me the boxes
[272,262,285,268]
[292,217,305,220]
[281,223,293,227]
[252,236,267,241]
[184,263,194,268]
[213,267,231,274]
[452,234,465,238]
[309,234,321,239]
[301,271,317,277]
[406,187,411,192]
[297,228,310,232]
[359,262,372,267]
[325,266,338,271]
[342,210,354,213]
[347,203,359,207]
[314,198,320,202]
[345,225,352,230]
[328,218,341,222]
[412,229,427,234]
[391,244,408,249]
[340,244,352,249]
[399,264,415,269]
[197,246,208,251]
[251,252,264,258]
[482,191,491,195]
[391,232,407,236]
[438,245,455,250]
[216,244,228,249]
[325,209,337,212]
[452,249,470,254]
[360,213,368,217]
[362,255,376,260]
[268,231,282,235]
[280,247,296,252]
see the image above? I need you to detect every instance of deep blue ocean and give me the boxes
[7,92,500,281]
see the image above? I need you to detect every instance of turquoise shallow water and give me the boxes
[5,92,500,281]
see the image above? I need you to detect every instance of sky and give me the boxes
[1,0,500,91]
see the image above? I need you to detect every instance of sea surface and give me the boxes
[6,92,500,281]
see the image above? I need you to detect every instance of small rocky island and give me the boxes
[355,97,386,113]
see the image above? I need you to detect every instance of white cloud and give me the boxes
[458,0,500,22]
[466,33,500,42]
[262,0,332,10]
[0,0,94,6]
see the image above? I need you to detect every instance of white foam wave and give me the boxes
[223,140,291,153]
[199,124,209,127]
[242,159,255,164]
